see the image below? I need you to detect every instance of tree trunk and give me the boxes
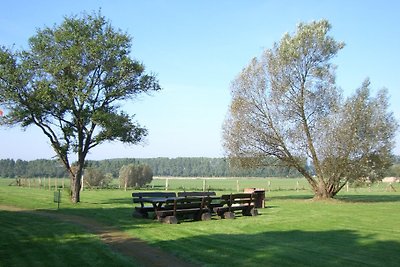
[70,164,83,203]
[313,181,337,200]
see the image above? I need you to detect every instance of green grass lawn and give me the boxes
[0,209,137,267]
[1,178,400,266]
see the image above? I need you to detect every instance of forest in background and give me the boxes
[0,157,302,178]
[1,156,399,179]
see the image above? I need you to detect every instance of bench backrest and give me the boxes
[221,193,254,206]
[177,191,216,197]
[132,192,176,203]
[165,196,209,210]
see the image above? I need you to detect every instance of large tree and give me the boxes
[223,20,398,199]
[0,12,160,202]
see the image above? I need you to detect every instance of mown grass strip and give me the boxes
[0,209,137,267]
[1,179,400,266]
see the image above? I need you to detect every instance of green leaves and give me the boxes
[0,11,160,202]
[92,109,147,145]
[224,20,398,199]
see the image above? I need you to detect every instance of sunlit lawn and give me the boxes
[1,178,399,266]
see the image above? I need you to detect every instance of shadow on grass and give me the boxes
[269,194,400,203]
[53,206,158,231]
[268,194,313,201]
[0,210,137,267]
[2,205,400,267]
[154,230,400,267]
[99,198,133,204]
[337,194,400,203]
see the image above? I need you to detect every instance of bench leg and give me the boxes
[200,212,212,221]
[214,209,227,218]
[242,207,258,216]
[163,216,178,224]
[223,211,235,219]
[250,208,259,216]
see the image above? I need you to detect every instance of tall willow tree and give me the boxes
[223,20,398,199]
[0,12,160,202]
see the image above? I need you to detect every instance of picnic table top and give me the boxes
[136,195,220,204]
[137,197,184,204]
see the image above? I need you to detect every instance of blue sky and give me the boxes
[0,0,399,160]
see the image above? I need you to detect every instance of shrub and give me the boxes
[83,167,112,188]
[119,164,153,190]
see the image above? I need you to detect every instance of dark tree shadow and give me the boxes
[2,204,400,267]
[268,194,313,201]
[0,210,137,267]
[269,194,400,203]
[336,194,400,203]
[153,230,400,267]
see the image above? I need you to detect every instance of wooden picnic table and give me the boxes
[132,191,259,223]
[132,192,176,218]
[140,196,212,223]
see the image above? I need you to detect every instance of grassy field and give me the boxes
[0,210,137,267]
[151,176,311,192]
[1,177,400,266]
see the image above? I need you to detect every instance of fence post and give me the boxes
[203,179,206,191]
[236,180,239,192]
[165,178,169,191]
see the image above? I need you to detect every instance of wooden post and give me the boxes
[236,180,239,192]
[203,179,206,191]
[268,180,271,192]
[165,178,169,191]
[346,181,349,192]
[48,177,51,190]
[296,180,299,192]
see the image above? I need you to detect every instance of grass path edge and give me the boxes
[0,204,197,267]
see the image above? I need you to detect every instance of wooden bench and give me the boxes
[177,191,216,197]
[132,192,176,218]
[155,196,212,224]
[178,191,223,211]
[213,193,258,219]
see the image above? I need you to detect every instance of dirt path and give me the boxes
[0,205,198,267]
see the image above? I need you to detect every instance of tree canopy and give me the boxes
[0,12,160,202]
[223,20,398,199]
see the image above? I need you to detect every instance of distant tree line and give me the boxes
[0,157,305,178]
[87,157,302,178]
[1,156,399,179]
[0,159,67,178]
